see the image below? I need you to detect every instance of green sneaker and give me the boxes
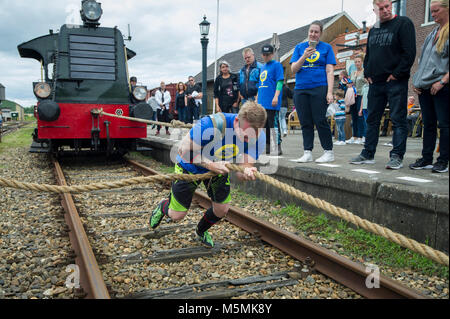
[149,200,167,229]
[196,230,214,248]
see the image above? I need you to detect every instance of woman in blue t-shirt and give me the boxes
[290,20,337,163]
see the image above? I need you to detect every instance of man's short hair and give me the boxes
[373,0,391,4]
[242,48,255,57]
[238,101,267,129]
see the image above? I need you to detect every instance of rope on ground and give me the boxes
[96,109,194,129]
[1,163,448,266]
[0,172,215,194]
[0,150,448,265]
[225,164,449,267]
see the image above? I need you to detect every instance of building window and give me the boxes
[424,0,435,25]
[392,0,407,16]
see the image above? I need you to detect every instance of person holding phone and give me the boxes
[290,20,337,163]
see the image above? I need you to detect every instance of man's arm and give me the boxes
[271,80,283,107]
[392,18,416,80]
[235,154,257,181]
[155,91,163,107]
[178,127,229,175]
[165,92,171,106]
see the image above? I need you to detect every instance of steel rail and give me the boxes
[53,157,110,299]
[128,159,427,299]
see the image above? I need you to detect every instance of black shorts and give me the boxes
[168,163,231,212]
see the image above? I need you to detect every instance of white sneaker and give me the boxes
[295,151,313,163]
[361,137,366,144]
[333,141,345,145]
[346,137,355,144]
[315,150,335,163]
[354,138,363,144]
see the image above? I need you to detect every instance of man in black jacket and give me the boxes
[350,0,416,170]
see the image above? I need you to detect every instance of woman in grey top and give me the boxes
[410,0,449,173]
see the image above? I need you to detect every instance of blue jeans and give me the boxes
[361,79,408,160]
[335,118,346,141]
[361,109,368,137]
[177,107,186,123]
[279,107,287,134]
[350,95,364,138]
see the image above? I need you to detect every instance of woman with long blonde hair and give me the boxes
[410,0,449,173]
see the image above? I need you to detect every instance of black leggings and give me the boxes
[294,86,333,151]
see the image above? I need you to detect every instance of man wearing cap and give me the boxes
[257,44,284,155]
[129,76,139,105]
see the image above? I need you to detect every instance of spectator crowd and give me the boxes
[137,0,449,173]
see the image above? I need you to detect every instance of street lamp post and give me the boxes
[199,15,210,117]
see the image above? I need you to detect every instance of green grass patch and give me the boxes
[272,204,449,278]
[134,153,449,279]
[0,125,35,152]
[127,152,174,174]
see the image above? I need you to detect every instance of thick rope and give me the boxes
[0,172,215,194]
[225,164,449,267]
[1,163,448,266]
[96,109,193,129]
[2,111,449,266]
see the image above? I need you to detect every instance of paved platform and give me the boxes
[140,126,449,253]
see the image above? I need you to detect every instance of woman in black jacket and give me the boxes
[214,61,240,113]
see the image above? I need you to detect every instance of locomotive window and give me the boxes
[69,35,116,80]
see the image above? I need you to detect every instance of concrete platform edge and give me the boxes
[138,137,449,253]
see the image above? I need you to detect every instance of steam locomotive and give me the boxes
[18,0,153,155]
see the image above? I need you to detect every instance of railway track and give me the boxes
[52,155,426,300]
[1,122,28,136]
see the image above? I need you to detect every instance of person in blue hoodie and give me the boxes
[239,48,263,104]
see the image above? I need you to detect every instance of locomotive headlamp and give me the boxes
[132,86,147,101]
[81,0,103,26]
[33,82,51,99]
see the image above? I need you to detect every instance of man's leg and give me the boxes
[196,174,231,247]
[265,110,276,154]
[274,110,282,146]
[149,164,197,229]
[156,109,162,134]
[361,82,387,159]
[387,79,409,160]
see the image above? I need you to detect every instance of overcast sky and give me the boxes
[0,0,375,107]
